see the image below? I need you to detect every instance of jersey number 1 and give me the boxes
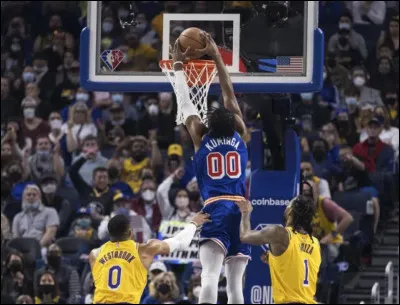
[207,152,241,179]
[108,266,122,289]
[303,259,309,286]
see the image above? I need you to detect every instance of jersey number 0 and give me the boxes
[108,266,122,289]
[207,152,241,179]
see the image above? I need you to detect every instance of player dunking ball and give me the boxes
[236,196,321,304]
[89,213,210,304]
[171,32,249,304]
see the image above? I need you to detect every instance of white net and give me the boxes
[159,60,217,126]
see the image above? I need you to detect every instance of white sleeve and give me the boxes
[98,217,110,240]
[163,223,197,253]
[156,175,175,219]
[319,179,332,199]
[175,71,200,124]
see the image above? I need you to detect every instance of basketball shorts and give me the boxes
[200,198,251,261]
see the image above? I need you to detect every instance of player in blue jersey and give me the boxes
[171,32,249,304]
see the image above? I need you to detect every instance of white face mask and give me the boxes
[50,119,62,130]
[102,22,113,33]
[23,107,35,119]
[323,71,327,80]
[42,184,57,194]
[300,93,313,101]
[175,197,189,209]
[345,97,358,105]
[148,104,159,116]
[23,72,35,83]
[353,76,366,87]
[339,22,351,30]
[141,189,155,202]
[76,92,89,102]
[112,94,124,103]
[136,22,148,33]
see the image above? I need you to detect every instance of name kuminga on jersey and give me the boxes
[205,137,241,152]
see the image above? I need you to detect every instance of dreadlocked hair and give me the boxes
[291,194,316,242]
[206,107,236,138]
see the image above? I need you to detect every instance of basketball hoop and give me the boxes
[159,59,217,126]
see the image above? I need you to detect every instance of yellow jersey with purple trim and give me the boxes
[193,131,247,201]
[92,240,147,304]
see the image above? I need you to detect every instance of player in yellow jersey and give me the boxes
[90,213,210,304]
[236,195,321,304]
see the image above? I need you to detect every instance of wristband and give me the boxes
[173,61,184,67]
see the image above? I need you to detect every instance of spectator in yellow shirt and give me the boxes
[124,28,158,65]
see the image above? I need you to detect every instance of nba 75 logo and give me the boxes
[100,49,125,72]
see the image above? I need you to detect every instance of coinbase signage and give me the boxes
[245,130,300,304]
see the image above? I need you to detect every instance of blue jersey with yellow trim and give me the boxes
[193,132,247,201]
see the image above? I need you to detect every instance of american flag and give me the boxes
[258,56,304,73]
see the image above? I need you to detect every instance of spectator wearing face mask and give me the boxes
[63,103,98,154]
[97,193,152,243]
[48,112,64,147]
[310,138,341,185]
[334,108,360,146]
[28,135,65,182]
[320,123,342,165]
[360,106,399,157]
[140,261,168,302]
[1,76,20,122]
[369,56,399,95]
[111,136,162,195]
[130,178,162,232]
[35,271,64,304]
[25,82,52,120]
[328,11,368,61]
[377,14,399,66]
[34,244,81,304]
[165,144,184,178]
[350,1,386,25]
[301,156,332,199]
[100,16,121,50]
[1,250,34,301]
[353,116,395,173]
[157,167,195,220]
[21,97,51,148]
[13,66,36,101]
[51,62,80,112]
[69,208,99,243]
[345,66,383,109]
[39,175,71,237]
[12,185,59,247]
[143,272,180,304]
[338,145,380,233]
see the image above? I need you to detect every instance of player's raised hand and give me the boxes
[170,39,191,63]
[195,32,219,58]
[191,212,211,227]
[236,199,253,214]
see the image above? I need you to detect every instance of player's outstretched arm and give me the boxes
[197,32,246,138]
[139,212,211,269]
[171,39,206,151]
[236,200,289,247]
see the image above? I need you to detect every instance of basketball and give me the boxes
[179,27,206,59]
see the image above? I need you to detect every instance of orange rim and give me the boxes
[159,60,216,86]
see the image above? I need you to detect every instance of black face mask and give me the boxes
[385,98,396,106]
[158,283,171,295]
[313,148,327,162]
[47,255,61,270]
[9,260,23,273]
[8,171,22,183]
[108,167,120,181]
[132,153,146,162]
[39,284,55,294]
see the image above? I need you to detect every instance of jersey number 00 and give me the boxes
[207,151,241,180]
